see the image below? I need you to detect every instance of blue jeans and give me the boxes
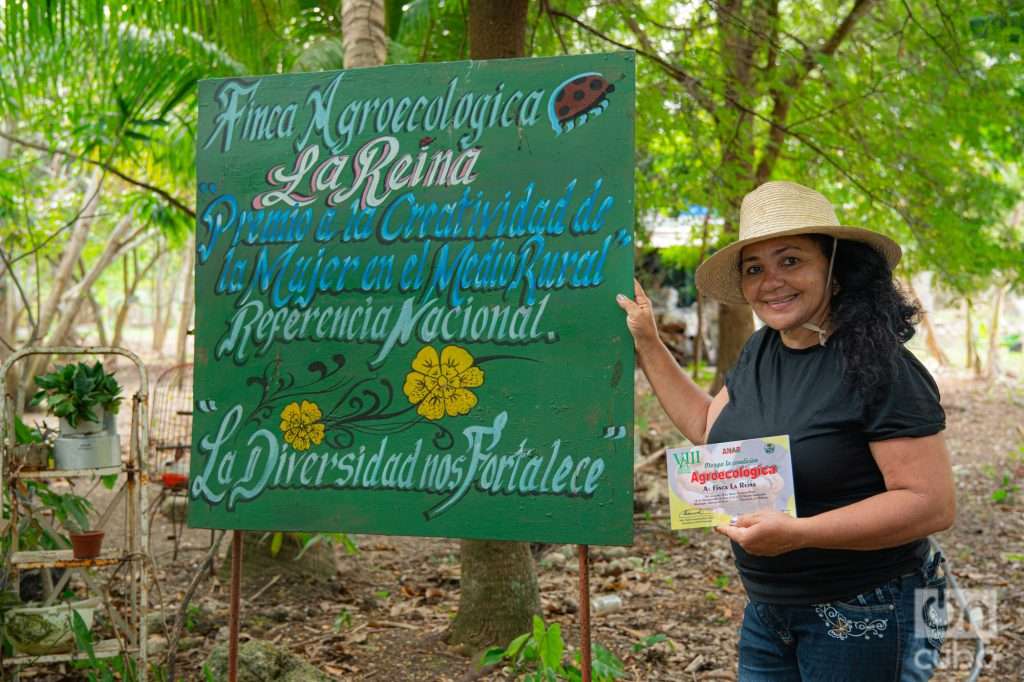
[738,549,947,681]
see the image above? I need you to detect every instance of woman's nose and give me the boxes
[761,266,784,290]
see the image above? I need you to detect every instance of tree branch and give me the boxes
[0,245,36,332]
[543,2,720,119]
[0,130,195,219]
[755,0,880,184]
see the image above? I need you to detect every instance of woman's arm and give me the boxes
[716,433,956,555]
[616,280,720,444]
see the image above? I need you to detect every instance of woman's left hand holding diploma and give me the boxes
[715,511,805,557]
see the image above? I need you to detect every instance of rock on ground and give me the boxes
[204,639,333,681]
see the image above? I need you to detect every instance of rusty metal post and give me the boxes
[229,530,243,682]
[578,544,591,682]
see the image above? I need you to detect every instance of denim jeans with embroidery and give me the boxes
[737,549,947,682]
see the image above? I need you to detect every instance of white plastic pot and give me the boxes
[3,598,101,655]
[53,433,120,470]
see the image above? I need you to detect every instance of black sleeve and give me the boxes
[864,348,945,441]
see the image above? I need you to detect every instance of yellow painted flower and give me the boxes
[279,400,325,451]
[403,345,485,420]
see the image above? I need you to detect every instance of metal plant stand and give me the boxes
[1,346,153,681]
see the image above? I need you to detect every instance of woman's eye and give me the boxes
[782,256,799,266]
[744,265,762,276]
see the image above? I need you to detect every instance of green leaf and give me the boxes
[592,644,626,681]
[338,533,359,556]
[539,622,564,671]
[504,632,532,661]
[71,609,97,662]
[632,633,668,653]
[294,533,321,560]
[101,474,118,490]
[269,531,283,557]
[480,646,507,666]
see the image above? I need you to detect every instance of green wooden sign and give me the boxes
[189,52,635,545]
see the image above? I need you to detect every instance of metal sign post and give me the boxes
[228,530,243,682]
[578,544,592,682]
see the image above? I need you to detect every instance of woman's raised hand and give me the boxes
[616,279,660,350]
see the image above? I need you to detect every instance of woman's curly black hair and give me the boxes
[811,235,921,400]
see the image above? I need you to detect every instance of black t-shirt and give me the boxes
[707,326,945,605]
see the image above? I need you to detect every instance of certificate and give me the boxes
[665,435,796,529]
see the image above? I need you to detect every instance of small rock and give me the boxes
[604,546,629,559]
[544,552,567,569]
[598,559,631,577]
[144,612,166,635]
[205,639,333,681]
[179,636,205,651]
[685,654,706,673]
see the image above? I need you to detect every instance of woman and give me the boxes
[617,181,955,681]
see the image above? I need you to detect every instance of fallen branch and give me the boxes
[248,574,281,602]
[634,447,667,474]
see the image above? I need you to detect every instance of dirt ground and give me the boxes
[12,366,1024,681]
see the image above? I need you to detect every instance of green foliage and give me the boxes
[70,609,139,681]
[31,362,122,427]
[481,615,625,682]
[13,415,43,445]
[537,1,1024,295]
[333,608,353,631]
[184,603,201,632]
[34,486,94,534]
[631,633,669,654]
[989,445,1022,505]
[265,531,359,559]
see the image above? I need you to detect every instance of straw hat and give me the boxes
[694,181,902,305]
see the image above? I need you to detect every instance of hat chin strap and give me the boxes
[801,237,837,346]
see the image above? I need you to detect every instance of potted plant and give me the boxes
[3,597,101,655]
[31,361,123,435]
[41,490,104,560]
[32,362,123,469]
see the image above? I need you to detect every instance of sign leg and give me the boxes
[229,530,243,682]
[578,544,591,682]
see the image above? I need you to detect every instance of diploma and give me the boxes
[664,435,796,529]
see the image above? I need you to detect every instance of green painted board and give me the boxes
[189,52,636,545]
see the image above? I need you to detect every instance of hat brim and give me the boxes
[694,225,902,305]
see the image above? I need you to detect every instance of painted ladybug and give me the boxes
[548,72,615,135]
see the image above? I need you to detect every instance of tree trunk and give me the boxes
[152,246,171,352]
[446,0,541,653]
[112,247,161,348]
[86,291,109,346]
[965,298,981,375]
[904,277,948,367]
[446,540,540,652]
[175,235,196,366]
[712,303,753,393]
[341,0,387,68]
[985,283,1009,379]
[468,0,528,59]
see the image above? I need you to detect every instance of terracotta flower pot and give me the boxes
[69,530,105,559]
